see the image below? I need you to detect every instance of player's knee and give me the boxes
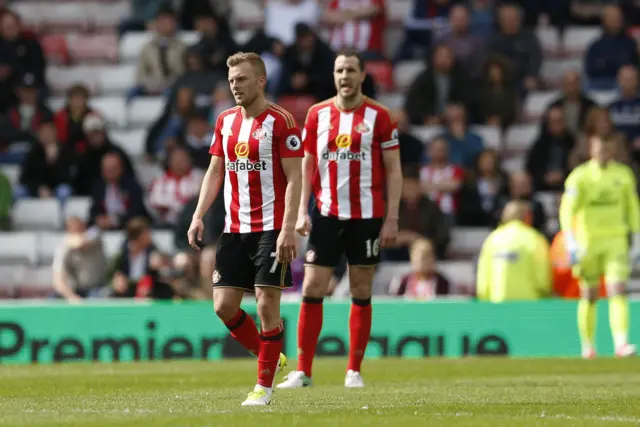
[349,267,374,299]
[581,286,599,303]
[199,246,217,278]
[302,266,331,297]
[607,282,628,297]
[213,298,239,323]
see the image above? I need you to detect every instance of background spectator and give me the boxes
[192,12,238,76]
[609,65,640,149]
[438,103,484,169]
[0,11,46,91]
[263,0,320,47]
[494,171,547,234]
[323,0,386,57]
[545,70,596,135]
[53,84,94,154]
[1,73,52,146]
[471,54,518,129]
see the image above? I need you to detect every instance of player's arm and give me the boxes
[476,236,493,301]
[280,129,304,231]
[381,118,402,222]
[299,111,317,219]
[559,170,583,240]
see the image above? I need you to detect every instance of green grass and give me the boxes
[1,357,640,426]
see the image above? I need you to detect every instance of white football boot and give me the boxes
[344,370,365,388]
[276,370,313,389]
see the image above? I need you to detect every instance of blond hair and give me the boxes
[226,52,267,77]
[501,200,529,224]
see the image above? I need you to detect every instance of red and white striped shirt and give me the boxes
[209,104,303,233]
[303,97,398,220]
[147,168,204,225]
[419,164,464,215]
[328,0,386,53]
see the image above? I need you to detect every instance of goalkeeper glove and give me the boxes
[564,232,580,266]
[629,233,640,265]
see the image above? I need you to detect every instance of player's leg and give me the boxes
[604,238,635,357]
[573,246,601,359]
[277,214,343,389]
[242,231,293,406]
[343,218,383,387]
[212,233,260,357]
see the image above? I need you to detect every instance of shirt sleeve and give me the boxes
[278,118,304,159]
[303,109,318,155]
[378,110,399,151]
[624,167,640,233]
[208,115,224,157]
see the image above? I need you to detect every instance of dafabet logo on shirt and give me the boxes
[323,133,367,162]
[227,141,267,172]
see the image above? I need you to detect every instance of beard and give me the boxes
[235,90,258,107]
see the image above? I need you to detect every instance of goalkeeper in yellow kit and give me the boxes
[559,134,640,358]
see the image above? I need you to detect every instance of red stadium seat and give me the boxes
[67,33,118,63]
[365,60,394,92]
[276,95,316,127]
[41,34,71,65]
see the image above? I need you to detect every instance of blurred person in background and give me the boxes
[609,65,640,149]
[52,216,106,302]
[559,133,640,358]
[278,23,334,101]
[53,84,94,154]
[0,43,17,115]
[458,148,507,226]
[128,5,186,103]
[420,137,464,224]
[74,113,135,196]
[0,169,10,230]
[192,12,238,76]
[405,45,471,125]
[569,106,628,168]
[169,47,221,110]
[433,4,486,81]
[16,120,73,201]
[544,70,596,136]
[494,171,547,234]
[145,87,195,160]
[526,106,576,192]
[89,152,148,230]
[179,0,233,31]
[471,54,518,129]
[392,109,423,177]
[147,146,204,228]
[382,174,450,261]
[438,103,484,169]
[181,111,213,169]
[488,4,542,93]
[468,0,494,39]
[1,73,52,146]
[323,0,386,58]
[388,238,452,300]
[0,11,46,92]
[262,0,320,47]
[476,200,552,303]
[584,5,638,90]
[394,0,453,62]
[118,0,163,37]
[105,217,176,299]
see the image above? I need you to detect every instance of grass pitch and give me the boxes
[1,357,640,427]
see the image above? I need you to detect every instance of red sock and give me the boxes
[223,309,260,357]
[347,298,372,373]
[258,323,284,388]
[296,297,324,377]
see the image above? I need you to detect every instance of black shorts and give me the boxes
[305,209,383,268]
[213,230,293,292]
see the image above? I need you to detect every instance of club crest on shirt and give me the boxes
[305,250,316,263]
[252,127,268,140]
[212,270,221,284]
[355,121,372,135]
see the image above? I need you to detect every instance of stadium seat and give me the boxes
[233,0,264,27]
[153,230,175,254]
[365,60,394,92]
[134,162,163,189]
[540,58,583,86]
[471,125,501,150]
[386,0,412,26]
[536,27,560,56]
[41,34,72,65]
[0,264,28,288]
[233,29,254,46]
[64,197,92,221]
[119,31,200,62]
[0,232,38,265]
[410,125,442,144]
[47,65,100,95]
[38,231,65,265]
[15,265,54,298]
[12,199,62,230]
[67,33,119,63]
[523,91,558,120]
[99,64,136,94]
[376,92,403,111]
[128,97,166,127]
[91,97,127,127]
[101,231,125,259]
[13,2,89,31]
[276,95,316,127]
[449,227,491,258]
[504,124,539,155]
[1,164,20,187]
[393,60,425,90]
[372,262,411,295]
[438,261,476,291]
[384,27,405,59]
[563,27,601,56]
[502,156,525,173]
[590,90,617,106]
[110,128,147,158]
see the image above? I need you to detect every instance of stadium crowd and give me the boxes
[0,0,638,302]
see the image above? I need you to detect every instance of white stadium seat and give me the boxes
[410,125,442,143]
[502,156,525,173]
[233,29,254,46]
[119,31,200,62]
[38,232,65,265]
[372,262,411,295]
[233,0,264,27]
[110,128,147,158]
[540,58,583,85]
[1,164,20,187]
[101,231,125,260]
[450,228,490,257]
[98,64,136,94]
[153,230,175,254]
[438,261,476,290]
[128,97,165,127]
[393,61,425,90]
[12,199,62,230]
[523,90,558,119]
[135,162,163,189]
[92,97,127,127]
[64,197,92,221]
[504,124,539,154]
[536,27,560,55]
[387,0,412,25]
[0,232,38,265]
[471,125,501,149]
[563,27,601,55]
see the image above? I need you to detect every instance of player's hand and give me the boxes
[295,213,311,236]
[276,228,297,264]
[564,233,580,266]
[380,218,398,248]
[187,218,205,251]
